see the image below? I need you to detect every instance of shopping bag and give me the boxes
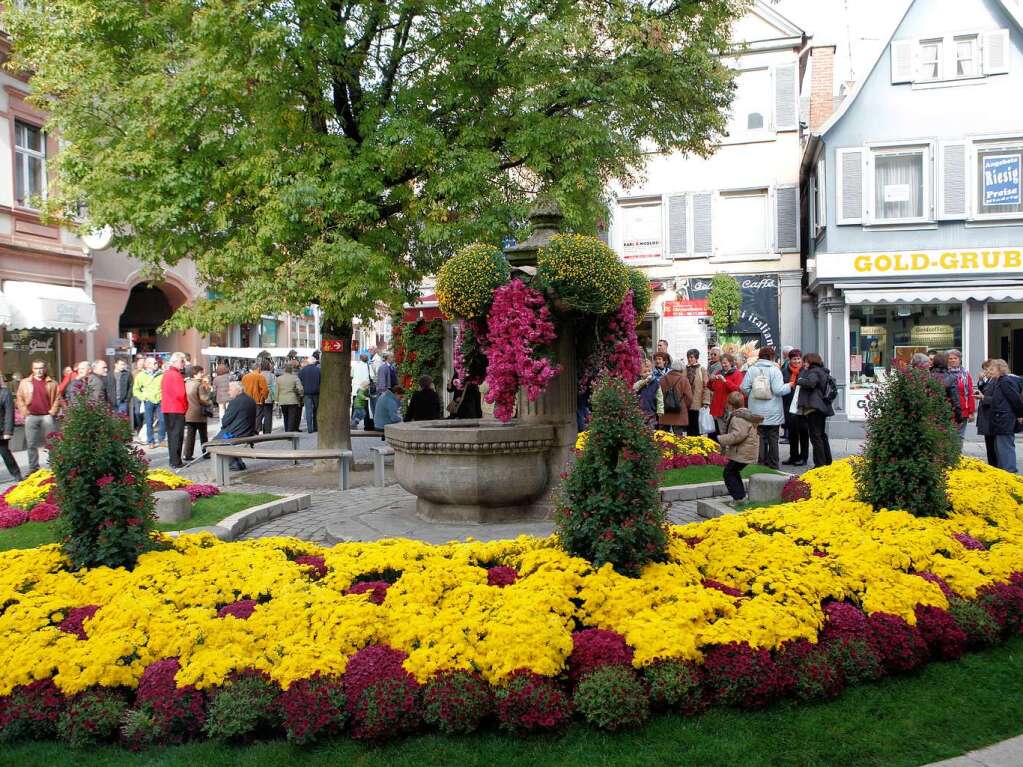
[789,385,801,414]
[699,406,715,435]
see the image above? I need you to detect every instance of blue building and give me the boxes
[802,0,1023,436]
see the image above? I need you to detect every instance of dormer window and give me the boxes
[955,35,978,78]
[919,39,943,81]
[891,29,1008,85]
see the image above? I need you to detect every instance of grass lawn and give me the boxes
[0,492,280,552]
[660,464,779,487]
[2,638,1022,767]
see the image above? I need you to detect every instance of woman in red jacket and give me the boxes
[707,353,744,437]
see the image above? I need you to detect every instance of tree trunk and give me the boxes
[317,316,353,450]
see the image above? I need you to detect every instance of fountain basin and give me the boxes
[385,419,555,523]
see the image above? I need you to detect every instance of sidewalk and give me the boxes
[922,733,1023,766]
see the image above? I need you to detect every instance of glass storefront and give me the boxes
[1,329,60,380]
[987,301,1023,375]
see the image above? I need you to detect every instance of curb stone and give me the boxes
[166,493,311,542]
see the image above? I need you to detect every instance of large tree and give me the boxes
[6,0,745,449]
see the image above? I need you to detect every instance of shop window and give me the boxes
[975,143,1023,218]
[871,146,928,223]
[716,191,769,253]
[1,330,59,381]
[14,120,46,208]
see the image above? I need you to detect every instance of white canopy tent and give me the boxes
[201,346,316,360]
[2,281,98,331]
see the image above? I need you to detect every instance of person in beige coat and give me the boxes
[716,391,764,502]
[657,356,694,434]
[684,349,712,437]
[183,366,212,461]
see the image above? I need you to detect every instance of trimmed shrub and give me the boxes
[567,628,635,684]
[422,670,493,735]
[627,268,652,319]
[343,645,411,710]
[494,670,571,734]
[777,640,845,702]
[820,601,872,642]
[135,658,205,742]
[0,679,65,742]
[556,377,667,575]
[573,665,649,731]
[351,676,420,742]
[50,397,156,570]
[707,273,742,335]
[345,581,390,604]
[823,637,884,684]
[701,642,784,709]
[537,233,629,315]
[217,599,258,620]
[294,554,328,580]
[854,368,959,517]
[641,660,704,714]
[120,704,163,750]
[915,605,967,661]
[278,674,347,745]
[868,612,929,674]
[949,596,1001,648]
[977,581,1023,636]
[56,688,128,747]
[436,243,510,320]
[203,670,280,741]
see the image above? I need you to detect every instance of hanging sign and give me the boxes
[662,299,709,317]
[321,339,346,353]
[983,153,1021,206]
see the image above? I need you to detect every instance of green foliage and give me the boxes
[435,244,510,320]
[707,273,743,333]
[56,689,128,748]
[50,398,156,570]
[949,597,1001,648]
[537,233,629,314]
[627,269,652,320]
[642,660,704,712]
[556,377,667,575]
[573,665,649,731]
[397,319,445,392]
[203,672,280,741]
[854,368,959,517]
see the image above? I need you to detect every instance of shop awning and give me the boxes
[402,293,444,323]
[842,286,1023,305]
[2,281,98,332]
[201,346,316,360]
[0,290,12,326]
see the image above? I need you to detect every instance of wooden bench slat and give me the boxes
[206,432,303,447]
[209,448,350,459]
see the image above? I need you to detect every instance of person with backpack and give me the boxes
[796,352,836,468]
[740,347,790,470]
[657,355,693,434]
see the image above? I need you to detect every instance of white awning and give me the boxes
[0,290,12,326]
[201,346,316,360]
[842,286,1023,305]
[2,281,98,332]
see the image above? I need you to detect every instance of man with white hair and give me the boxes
[87,359,112,405]
[161,352,188,468]
[209,380,256,469]
[707,346,723,377]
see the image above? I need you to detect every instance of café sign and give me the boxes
[816,248,1022,279]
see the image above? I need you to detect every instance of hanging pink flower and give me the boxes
[579,291,643,392]
[483,280,562,421]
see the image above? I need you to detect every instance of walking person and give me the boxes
[133,357,166,448]
[782,349,809,466]
[15,359,59,474]
[276,362,304,433]
[657,356,693,435]
[406,375,443,421]
[259,358,277,434]
[161,352,189,469]
[211,363,233,420]
[130,358,146,429]
[183,366,212,462]
[740,347,790,470]
[979,359,1023,473]
[107,359,134,417]
[298,355,321,433]
[707,346,723,377]
[374,353,398,415]
[796,352,835,468]
[707,353,744,438]
[241,362,269,434]
[0,374,24,481]
[684,349,710,437]
[716,391,763,503]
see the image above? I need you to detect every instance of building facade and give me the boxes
[605,2,807,360]
[802,0,1023,436]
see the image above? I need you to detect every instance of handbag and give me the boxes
[446,389,465,416]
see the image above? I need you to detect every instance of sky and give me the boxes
[770,0,912,85]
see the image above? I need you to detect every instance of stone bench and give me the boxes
[369,444,395,487]
[209,446,353,490]
[747,472,791,502]
[193,432,304,467]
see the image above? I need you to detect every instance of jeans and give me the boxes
[184,420,209,460]
[350,406,366,430]
[24,414,55,473]
[144,401,165,445]
[723,460,747,501]
[260,402,274,434]
[212,429,246,470]
[164,413,186,467]
[282,404,302,433]
[0,438,22,480]
[758,425,780,469]
[786,413,809,462]
[304,394,319,432]
[686,410,702,437]
[806,410,833,467]
[116,402,129,417]
[995,433,1018,473]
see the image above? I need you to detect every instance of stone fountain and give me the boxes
[385,204,578,522]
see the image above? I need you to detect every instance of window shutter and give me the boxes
[773,63,798,131]
[890,40,915,83]
[938,141,969,220]
[693,193,713,254]
[668,194,688,258]
[982,29,1010,75]
[775,185,799,252]
[836,148,864,225]
[816,157,827,228]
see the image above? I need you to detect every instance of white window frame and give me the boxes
[712,187,771,258]
[866,142,933,225]
[970,136,1023,222]
[722,67,773,144]
[14,119,46,209]
[616,196,669,265]
[953,34,980,79]
[917,38,944,82]
[814,156,827,235]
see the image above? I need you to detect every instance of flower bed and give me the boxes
[575,430,723,472]
[0,458,1021,745]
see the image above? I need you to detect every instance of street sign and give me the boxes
[321,339,346,353]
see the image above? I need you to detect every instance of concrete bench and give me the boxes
[195,432,304,466]
[369,444,395,487]
[352,430,386,438]
[209,446,353,490]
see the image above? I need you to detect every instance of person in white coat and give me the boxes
[740,347,791,470]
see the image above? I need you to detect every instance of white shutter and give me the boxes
[836,148,865,225]
[938,141,969,220]
[982,29,1010,75]
[667,194,688,258]
[775,185,799,252]
[773,63,798,131]
[891,40,915,83]
[816,157,827,228]
[693,193,713,255]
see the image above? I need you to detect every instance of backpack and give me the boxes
[751,367,773,400]
[823,373,838,403]
[663,382,683,413]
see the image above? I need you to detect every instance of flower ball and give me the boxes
[435,243,510,319]
[537,233,629,315]
[627,268,652,319]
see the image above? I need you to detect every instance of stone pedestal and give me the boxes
[153,490,191,524]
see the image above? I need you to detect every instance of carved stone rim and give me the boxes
[387,438,554,455]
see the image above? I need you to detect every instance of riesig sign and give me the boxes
[983,154,1021,207]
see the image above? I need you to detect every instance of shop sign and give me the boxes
[675,275,779,349]
[620,202,663,262]
[662,299,709,317]
[2,333,55,353]
[817,248,1022,279]
[910,325,955,347]
[847,391,869,422]
[321,339,346,353]
[983,153,1021,207]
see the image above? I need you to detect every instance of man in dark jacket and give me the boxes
[297,356,321,433]
[209,381,257,470]
[106,359,134,416]
[982,359,1023,473]
[405,375,443,421]
[87,360,113,405]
